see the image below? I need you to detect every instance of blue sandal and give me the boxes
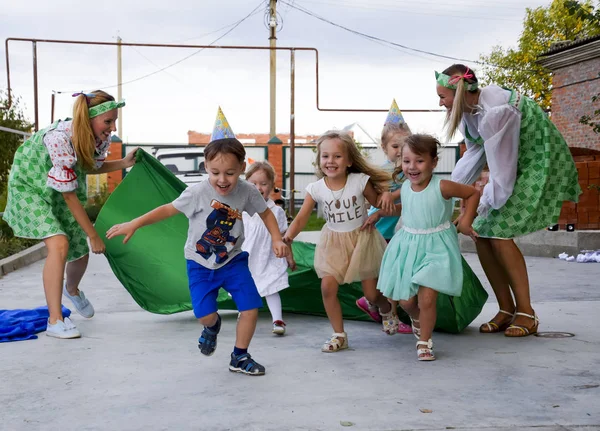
[198,314,221,356]
[229,352,266,376]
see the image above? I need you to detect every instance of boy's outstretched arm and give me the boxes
[259,209,290,258]
[106,203,181,244]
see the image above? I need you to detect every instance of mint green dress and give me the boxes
[377,175,463,300]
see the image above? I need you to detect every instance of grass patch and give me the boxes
[303,211,326,231]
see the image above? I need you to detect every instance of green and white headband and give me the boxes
[435,69,478,91]
[72,92,125,118]
[88,100,126,118]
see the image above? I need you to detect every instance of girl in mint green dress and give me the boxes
[376,134,480,361]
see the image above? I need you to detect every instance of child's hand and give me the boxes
[360,212,380,231]
[89,234,106,254]
[282,234,293,245]
[457,221,478,242]
[106,221,137,244]
[286,254,297,271]
[273,240,289,258]
[378,192,395,214]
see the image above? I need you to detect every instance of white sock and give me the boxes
[265,293,283,322]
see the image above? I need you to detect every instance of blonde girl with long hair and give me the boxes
[283,130,395,352]
[3,90,138,339]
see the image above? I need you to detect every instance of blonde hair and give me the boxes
[315,130,391,193]
[246,160,276,187]
[381,122,411,150]
[441,64,479,142]
[72,90,115,170]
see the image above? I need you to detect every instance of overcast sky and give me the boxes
[1,0,550,144]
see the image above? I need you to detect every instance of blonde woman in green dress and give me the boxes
[436,64,581,337]
[3,91,136,339]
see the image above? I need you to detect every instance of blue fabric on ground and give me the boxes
[0,305,71,342]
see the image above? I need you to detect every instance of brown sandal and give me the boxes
[479,309,514,333]
[504,312,539,337]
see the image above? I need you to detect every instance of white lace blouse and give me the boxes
[450,85,521,217]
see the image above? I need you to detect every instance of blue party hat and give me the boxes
[384,99,406,126]
[210,106,235,141]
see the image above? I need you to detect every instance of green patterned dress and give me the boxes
[3,120,110,261]
[451,85,581,239]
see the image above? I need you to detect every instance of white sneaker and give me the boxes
[272,320,286,335]
[46,317,81,339]
[63,285,95,318]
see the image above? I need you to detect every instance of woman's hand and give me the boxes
[89,234,106,254]
[457,221,478,242]
[123,147,140,168]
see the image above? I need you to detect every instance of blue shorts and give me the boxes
[186,252,263,319]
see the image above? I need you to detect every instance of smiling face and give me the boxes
[90,109,118,141]
[437,84,455,112]
[247,168,273,201]
[401,144,438,190]
[206,153,246,196]
[319,138,351,180]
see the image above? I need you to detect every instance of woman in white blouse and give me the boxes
[436,64,580,337]
[4,91,137,339]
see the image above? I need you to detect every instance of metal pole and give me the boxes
[32,41,39,131]
[289,49,295,215]
[50,91,55,123]
[269,0,277,138]
[117,36,123,140]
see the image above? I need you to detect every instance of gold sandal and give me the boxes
[321,332,348,353]
[504,311,539,337]
[479,309,514,333]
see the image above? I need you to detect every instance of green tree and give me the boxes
[478,0,600,112]
[0,90,32,196]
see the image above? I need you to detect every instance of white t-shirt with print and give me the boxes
[305,173,370,233]
[172,179,268,269]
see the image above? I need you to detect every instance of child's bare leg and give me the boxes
[361,279,392,314]
[417,287,438,342]
[235,309,258,349]
[321,276,343,333]
[65,253,89,295]
[399,297,419,320]
[43,235,69,324]
[198,312,219,328]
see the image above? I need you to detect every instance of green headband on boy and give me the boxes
[88,100,126,118]
[435,71,478,91]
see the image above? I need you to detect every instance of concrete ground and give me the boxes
[1,233,599,431]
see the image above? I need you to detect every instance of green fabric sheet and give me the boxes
[96,150,488,333]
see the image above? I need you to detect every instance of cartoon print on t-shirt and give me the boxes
[195,199,243,264]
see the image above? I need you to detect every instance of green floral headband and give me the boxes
[435,70,478,91]
[88,100,126,118]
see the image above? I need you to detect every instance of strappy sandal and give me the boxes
[381,311,399,335]
[229,352,266,376]
[321,332,348,353]
[479,309,515,333]
[410,317,421,339]
[504,311,539,337]
[198,314,221,356]
[416,339,435,361]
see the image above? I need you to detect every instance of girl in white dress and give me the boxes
[242,161,296,335]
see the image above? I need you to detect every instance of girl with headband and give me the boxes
[3,90,137,339]
[436,64,580,337]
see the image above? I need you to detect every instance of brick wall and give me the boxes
[106,141,123,193]
[559,155,600,229]
[550,56,600,151]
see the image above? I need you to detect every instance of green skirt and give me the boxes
[474,94,581,239]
